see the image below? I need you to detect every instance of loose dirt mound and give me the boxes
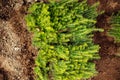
[0,0,37,80]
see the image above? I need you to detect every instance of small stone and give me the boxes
[16,56,21,59]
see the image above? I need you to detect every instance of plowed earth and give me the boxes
[0,0,120,80]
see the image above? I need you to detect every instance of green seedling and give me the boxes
[26,0,101,80]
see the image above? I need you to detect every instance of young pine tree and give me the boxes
[26,0,102,80]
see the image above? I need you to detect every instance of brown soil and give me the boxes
[1,0,120,80]
[88,0,120,80]
[0,0,37,80]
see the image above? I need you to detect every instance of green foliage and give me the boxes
[26,0,101,80]
[108,12,120,43]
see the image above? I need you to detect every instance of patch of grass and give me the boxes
[25,0,102,80]
[108,12,120,43]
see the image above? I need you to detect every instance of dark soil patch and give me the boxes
[88,0,120,80]
[0,68,8,80]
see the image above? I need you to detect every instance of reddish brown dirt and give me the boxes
[88,0,120,80]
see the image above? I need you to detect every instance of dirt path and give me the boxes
[0,0,37,80]
[88,0,120,80]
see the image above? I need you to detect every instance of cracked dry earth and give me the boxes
[0,0,37,80]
